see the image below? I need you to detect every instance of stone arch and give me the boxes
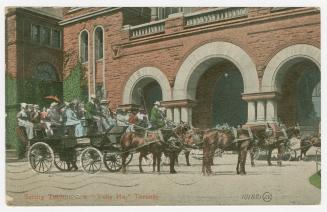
[173,41,259,100]
[122,67,172,104]
[262,44,320,92]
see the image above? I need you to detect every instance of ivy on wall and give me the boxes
[5,73,18,149]
[63,62,88,102]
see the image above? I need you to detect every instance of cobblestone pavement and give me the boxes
[6,148,320,206]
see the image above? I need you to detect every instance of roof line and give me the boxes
[59,7,120,26]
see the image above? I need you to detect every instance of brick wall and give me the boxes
[61,7,320,114]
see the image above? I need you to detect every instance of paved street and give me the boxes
[6,148,320,206]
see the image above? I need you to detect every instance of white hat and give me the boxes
[20,103,27,108]
[90,94,96,99]
[154,101,160,106]
[50,102,58,108]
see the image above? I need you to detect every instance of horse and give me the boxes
[201,127,252,175]
[120,129,163,174]
[179,127,204,166]
[300,134,321,160]
[249,124,300,166]
[120,121,190,174]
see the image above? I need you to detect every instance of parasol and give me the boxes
[44,95,61,103]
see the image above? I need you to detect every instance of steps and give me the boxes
[6,149,27,163]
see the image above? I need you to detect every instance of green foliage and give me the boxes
[309,172,321,189]
[5,74,18,149]
[5,73,17,105]
[63,62,88,102]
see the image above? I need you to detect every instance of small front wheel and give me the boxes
[80,147,102,174]
[103,152,123,172]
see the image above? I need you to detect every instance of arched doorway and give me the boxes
[122,67,171,113]
[193,60,247,128]
[173,41,259,126]
[277,58,320,127]
[29,62,62,106]
[131,78,163,113]
[262,44,321,131]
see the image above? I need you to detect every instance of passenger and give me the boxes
[116,108,129,126]
[17,103,34,139]
[85,94,103,133]
[40,106,52,137]
[150,101,165,129]
[100,100,116,131]
[65,102,84,137]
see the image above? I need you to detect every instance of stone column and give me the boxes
[166,108,173,121]
[256,100,266,122]
[188,107,193,126]
[173,107,181,123]
[181,107,189,123]
[247,101,256,123]
[266,99,277,122]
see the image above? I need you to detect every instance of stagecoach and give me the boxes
[16,124,133,174]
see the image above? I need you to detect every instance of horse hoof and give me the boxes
[240,172,246,175]
[170,170,177,174]
[187,164,191,166]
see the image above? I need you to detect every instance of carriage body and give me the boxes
[19,124,132,174]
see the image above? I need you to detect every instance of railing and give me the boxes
[185,7,248,27]
[130,20,165,38]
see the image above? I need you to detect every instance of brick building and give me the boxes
[6,7,321,152]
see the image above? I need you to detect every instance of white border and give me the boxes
[1,1,326,212]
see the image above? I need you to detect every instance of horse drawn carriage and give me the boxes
[16,124,133,174]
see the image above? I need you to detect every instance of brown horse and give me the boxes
[202,128,252,175]
[249,125,300,166]
[120,130,163,173]
[180,127,204,166]
[300,134,321,160]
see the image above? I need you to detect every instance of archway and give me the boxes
[131,79,162,113]
[277,58,320,126]
[192,60,247,128]
[262,44,320,129]
[28,62,62,106]
[123,67,171,112]
[173,41,258,127]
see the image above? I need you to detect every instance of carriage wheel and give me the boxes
[126,153,133,165]
[103,152,123,172]
[54,153,73,171]
[28,142,54,173]
[80,147,102,174]
[252,147,261,160]
[282,147,295,161]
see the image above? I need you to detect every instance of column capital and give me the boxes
[242,91,281,101]
[160,99,196,108]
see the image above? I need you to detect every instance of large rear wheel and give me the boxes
[54,153,73,171]
[28,142,54,173]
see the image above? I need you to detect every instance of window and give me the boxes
[52,29,61,48]
[31,24,40,42]
[80,31,88,63]
[40,26,51,45]
[31,24,62,49]
[94,27,103,60]
[32,62,58,81]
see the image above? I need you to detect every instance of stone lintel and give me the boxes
[242,91,281,101]
[160,99,196,108]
